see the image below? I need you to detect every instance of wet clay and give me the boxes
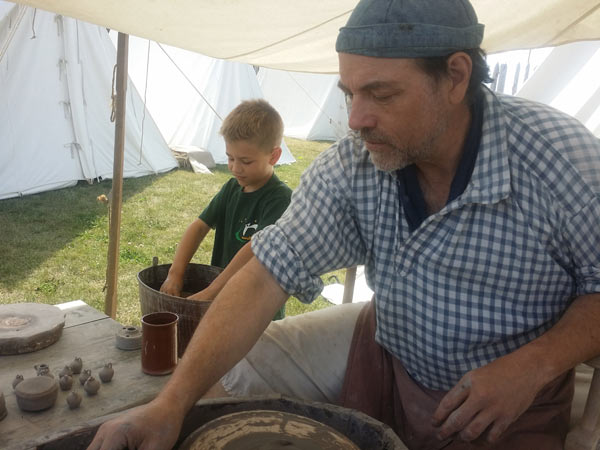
[180,410,359,450]
[223,433,332,450]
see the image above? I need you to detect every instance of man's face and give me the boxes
[338,53,451,172]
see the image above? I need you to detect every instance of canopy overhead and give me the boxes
[10,0,600,73]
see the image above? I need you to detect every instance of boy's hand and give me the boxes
[160,276,183,297]
[187,288,214,301]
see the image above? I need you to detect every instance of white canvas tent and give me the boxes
[485,41,600,137]
[516,41,600,137]
[0,2,177,200]
[258,68,349,142]
[114,36,295,165]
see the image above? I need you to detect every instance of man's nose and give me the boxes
[347,97,376,131]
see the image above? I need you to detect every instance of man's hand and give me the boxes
[87,400,183,450]
[431,355,541,444]
[160,276,183,297]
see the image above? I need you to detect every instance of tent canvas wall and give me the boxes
[113,36,295,165]
[516,41,600,137]
[258,68,349,141]
[0,2,177,200]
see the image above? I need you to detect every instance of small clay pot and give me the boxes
[79,369,92,385]
[66,391,82,409]
[84,376,100,395]
[34,364,53,378]
[14,376,58,412]
[58,365,73,378]
[12,374,24,389]
[0,391,6,421]
[99,363,114,383]
[69,357,83,374]
[59,374,73,391]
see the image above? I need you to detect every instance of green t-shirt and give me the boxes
[199,173,292,320]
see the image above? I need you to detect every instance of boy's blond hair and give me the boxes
[220,99,284,152]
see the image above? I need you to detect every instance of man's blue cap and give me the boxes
[336,0,484,58]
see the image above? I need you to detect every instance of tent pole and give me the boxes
[104,32,129,319]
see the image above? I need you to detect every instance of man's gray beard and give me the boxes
[354,130,436,172]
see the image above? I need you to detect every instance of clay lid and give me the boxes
[180,410,360,450]
[15,376,58,399]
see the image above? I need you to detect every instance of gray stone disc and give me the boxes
[0,303,65,355]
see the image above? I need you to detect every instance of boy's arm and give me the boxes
[160,218,211,296]
[188,242,253,300]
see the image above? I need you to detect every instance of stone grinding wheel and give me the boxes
[179,410,361,450]
[0,303,65,355]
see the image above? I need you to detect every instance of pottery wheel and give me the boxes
[179,410,360,450]
[0,303,65,355]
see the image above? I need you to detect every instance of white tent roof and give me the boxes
[9,0,600,73]
[0,2,177,200]
[119,36,295,165]
[258,68,349,142]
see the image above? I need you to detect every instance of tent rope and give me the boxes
[138,39,151,164]
[0,4,27,63]
[286,71,345,134]
[30,8,36,39]
[156,42,223,121]
[110,64,117,122]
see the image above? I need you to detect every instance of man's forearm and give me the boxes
[519,292,600,385]
[154,256,288,415]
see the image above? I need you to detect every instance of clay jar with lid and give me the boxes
[14,376,59,412]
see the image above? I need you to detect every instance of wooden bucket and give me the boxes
[137,262,222,358]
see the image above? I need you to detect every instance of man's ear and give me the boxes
[269,146,282,165]
[446,52,472,105]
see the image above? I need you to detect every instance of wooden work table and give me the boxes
[0,301,170,450]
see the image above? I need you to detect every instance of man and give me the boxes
[88,0,600,448]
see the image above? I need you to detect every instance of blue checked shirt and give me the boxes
[252,87,600,390]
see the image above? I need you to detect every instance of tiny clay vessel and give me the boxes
[59,374,73,391]
[66,391,82,409]
[34,363,53,378]
[79,368,91,385]
[58,365,72,378]
[12,374,24,389]
[69,357,83,374]
[84,376,100,395]
[99,363,114,383]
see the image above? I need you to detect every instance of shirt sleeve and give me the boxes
[257,190,291,232]
[199,182,228,229]
[563,198,600,296]
[252,140,367,303]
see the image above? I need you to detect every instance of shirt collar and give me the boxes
[449,87,512,208]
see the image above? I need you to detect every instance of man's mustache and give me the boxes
[360,128,389,145]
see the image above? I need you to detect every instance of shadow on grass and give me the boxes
[0,172,171,289]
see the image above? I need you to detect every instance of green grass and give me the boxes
[0,138,346,325]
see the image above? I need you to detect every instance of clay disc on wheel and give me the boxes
[179,410,360,450]
[0,303,65,355]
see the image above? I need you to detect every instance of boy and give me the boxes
[160,99,291,320]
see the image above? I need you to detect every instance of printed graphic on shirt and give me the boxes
[235,219,259,242]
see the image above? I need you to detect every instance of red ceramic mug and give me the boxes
[141,311,178,375]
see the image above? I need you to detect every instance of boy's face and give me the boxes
[225,140,280,192]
